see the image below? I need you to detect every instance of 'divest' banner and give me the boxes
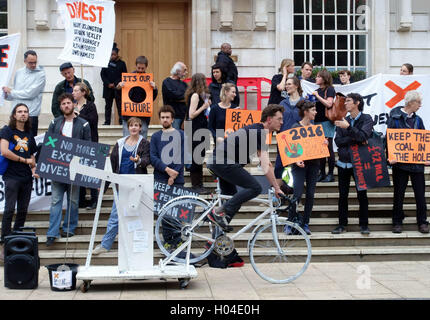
[56,0,115,67]
[301,74,430,134]
[0,33,20,106]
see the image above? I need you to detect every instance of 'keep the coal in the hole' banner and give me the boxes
[56,0,116,67]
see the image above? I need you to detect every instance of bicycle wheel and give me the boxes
[155,196,218,264]
[249,218,311,284]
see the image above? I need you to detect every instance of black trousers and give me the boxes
[104,89,122,124]
[392,166,428,226]
[30,116,38,138]
[337,166,368,227]
[1,178,33,243]
[319,137,335,176]
[79,186,98,207]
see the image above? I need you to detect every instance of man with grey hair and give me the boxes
[387,90,429,234]
[216,43,238,84]
[162,61,188,130]
[2,50,46,137]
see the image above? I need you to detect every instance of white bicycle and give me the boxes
[155,180,312,284]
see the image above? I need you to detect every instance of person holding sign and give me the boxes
[72,82,99,210]
[284,100,325,235]
[46,93,91,247]
[207,104,285,232]
[185,73,211,194]
[118,56,158,139]
[0,103,38,260]
[313,69,336,183]
[332,93,373,235]
[93,117,150,255]
[387,90,429,234]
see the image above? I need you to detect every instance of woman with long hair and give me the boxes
[274,77,305,187]
[185,73,211,194]
[268,58,295,105]
[73,82,99,209]
[0,103,38,260]
[209,63,240,106]
[313,69,336,182]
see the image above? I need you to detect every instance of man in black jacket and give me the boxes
[332,93,373,235]
[101,45,127,125]
[387,90,429,234]
[46,93,92,247]
[215,43,238,84]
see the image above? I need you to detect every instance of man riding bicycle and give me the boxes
[207,104,286,232]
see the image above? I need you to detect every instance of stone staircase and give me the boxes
[1,125,430,266]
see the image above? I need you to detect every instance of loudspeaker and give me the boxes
[4,228,39,289]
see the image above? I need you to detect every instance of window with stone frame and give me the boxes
[293,0,368,74]
[0,0,6,37]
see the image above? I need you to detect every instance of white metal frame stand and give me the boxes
[69,157,197,292]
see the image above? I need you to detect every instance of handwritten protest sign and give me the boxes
[153,181,199,223]
[36,134,110,188]
[276,125,329,166]
[0,33,20,106]
[225,109,261,136]
[121,73,154,117]
[57,0,115,67]
[349,138,390,191]
[387,128,430,164]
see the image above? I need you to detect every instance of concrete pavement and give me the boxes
[1,261,430,300]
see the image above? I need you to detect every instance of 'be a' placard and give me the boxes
[276,124,329,166]
[121,73,153,117]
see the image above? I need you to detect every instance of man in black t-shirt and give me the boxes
[207,104,285,232]
[0,103,37,260]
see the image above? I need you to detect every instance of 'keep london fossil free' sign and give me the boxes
[36,133,110,188]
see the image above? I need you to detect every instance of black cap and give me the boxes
[59,62,73,71]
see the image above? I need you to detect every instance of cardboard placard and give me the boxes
[387,128,430,164]
[36,134,110,188]
[121,73,153,117]
[225,109,262,137]
[153,180,199,223]
[276,124,329,166]
[349,138,390,191]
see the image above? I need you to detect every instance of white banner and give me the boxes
[56,0,116,68]
[301,74,430,134]
[0,33,20,106]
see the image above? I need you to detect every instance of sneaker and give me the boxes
[61,231,74,238]
[86,202,97,210]
[228,256,244,268]
[46,237,56,247]
[360,226,371,235]
[207,209,233,232]
[317,174,326,182]
[418,224,429,234]
[303,224,312,235]
[332,225,347,234]
[284,225,293,235]
[191,186,211,195]
[92,245,109,255]
[322,174,334,182]
[392,225,402,233]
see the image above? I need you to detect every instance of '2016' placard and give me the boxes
[276,124,329,167]
[387,128,430,164]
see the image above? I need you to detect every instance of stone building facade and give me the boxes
[1,0,429,125]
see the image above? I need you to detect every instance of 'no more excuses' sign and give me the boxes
[36,134,110,188]
[57,0,116,67]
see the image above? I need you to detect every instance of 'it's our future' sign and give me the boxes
[36,134,110,188]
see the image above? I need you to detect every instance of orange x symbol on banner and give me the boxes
[385,80,422,108]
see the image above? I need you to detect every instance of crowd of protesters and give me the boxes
[0,42,428,267]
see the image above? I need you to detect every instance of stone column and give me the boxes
[219,0,233,30]
[254,0,268,30]
[34,0,50,30]
[370,0,390,74]
[7,0,26,70]
[275,0,293,72]
[192,0,211,76]
[393,0,413,32]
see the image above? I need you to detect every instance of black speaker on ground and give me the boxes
[4,228,39,289]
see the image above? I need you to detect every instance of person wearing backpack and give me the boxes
[387,90,429,234]
[0,103,38,261]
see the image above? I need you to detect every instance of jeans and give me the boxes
[207,163,262,221]
[46,181,80,238]
[122,119,149,139]
[291,163,319,225]
[337,166,368,227]
[1,178,32,243]
[101,202,118,250]
[172,118,184,131]
[392,166,428,226]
